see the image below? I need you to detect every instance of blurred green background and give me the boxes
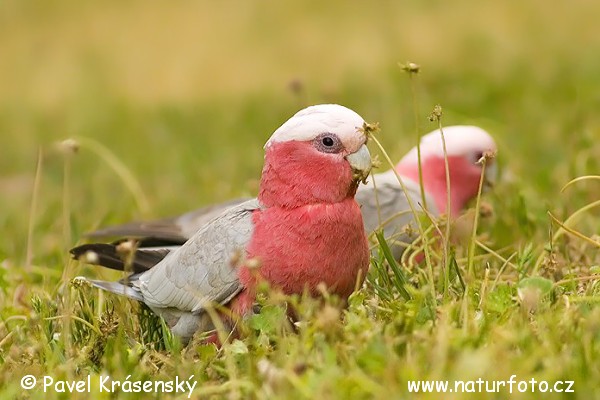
[1,2,600,398]
[0,0,598,264]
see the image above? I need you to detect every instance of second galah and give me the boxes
[80,125,497,259]
[358,125,497,257]
[73,104,373,342]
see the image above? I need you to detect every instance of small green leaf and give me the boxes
[374,230,412,301]
[517,276,555,310]
[248,304,286,334]
[517,277,554,295]
[227,339,248,355]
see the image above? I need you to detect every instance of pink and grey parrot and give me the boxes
[74,104,373,342]
[357,125,497,257]
[77,125,497,260]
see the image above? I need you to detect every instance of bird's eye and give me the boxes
[322,136,335,147]
[314,133,343,153]
[472,151,484,164]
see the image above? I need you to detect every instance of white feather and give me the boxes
[399,125,496,165]
[265,104,365,148]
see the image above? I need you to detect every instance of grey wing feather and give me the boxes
[86,197,251,242]
[175,197,252,239]
[78,278,145,302]
[357,169,438,258]
[133,199,260,313]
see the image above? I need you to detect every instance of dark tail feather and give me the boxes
[112,236,186,247]
[70,243,171,273]
[85,220,187,244]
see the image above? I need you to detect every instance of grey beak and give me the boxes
[483,162,498,191]
[346,144,372,184]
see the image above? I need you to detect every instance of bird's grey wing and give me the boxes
[176,197,252,239]
[85,197,251,244]
[357,170,438,258]
[134,199,260,313]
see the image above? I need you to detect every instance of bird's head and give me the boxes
[397,125,498,216]
[260,104,372,208]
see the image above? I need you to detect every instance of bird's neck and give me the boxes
[397,156,480,217]
[258,141,356,209]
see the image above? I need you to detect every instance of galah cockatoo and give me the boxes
[73,104,373,342]
[357,125,497,257]
[78,125,497,260]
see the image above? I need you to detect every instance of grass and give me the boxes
[1,0,600,398]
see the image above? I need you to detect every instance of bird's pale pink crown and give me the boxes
[259,104,372,208]
[397,125,498,216]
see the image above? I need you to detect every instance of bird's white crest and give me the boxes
[265,104,366,149]
[399,125,496,165]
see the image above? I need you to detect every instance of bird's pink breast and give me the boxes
[239,198,369,302]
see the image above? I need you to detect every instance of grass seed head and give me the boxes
[315,304,341,329]
[428,104,443,122]
[371,154,382,170]
[83,250,99,264]
[229,249,244,269]
[478,149,497,164]
[70,277,92,289]
[288,78,304,95]
[479,201,494,218]
[56,138,80,155]
[246,257,262,270]
[116,240,137,257]
[359,121,380,142]
[399,61,421,74]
